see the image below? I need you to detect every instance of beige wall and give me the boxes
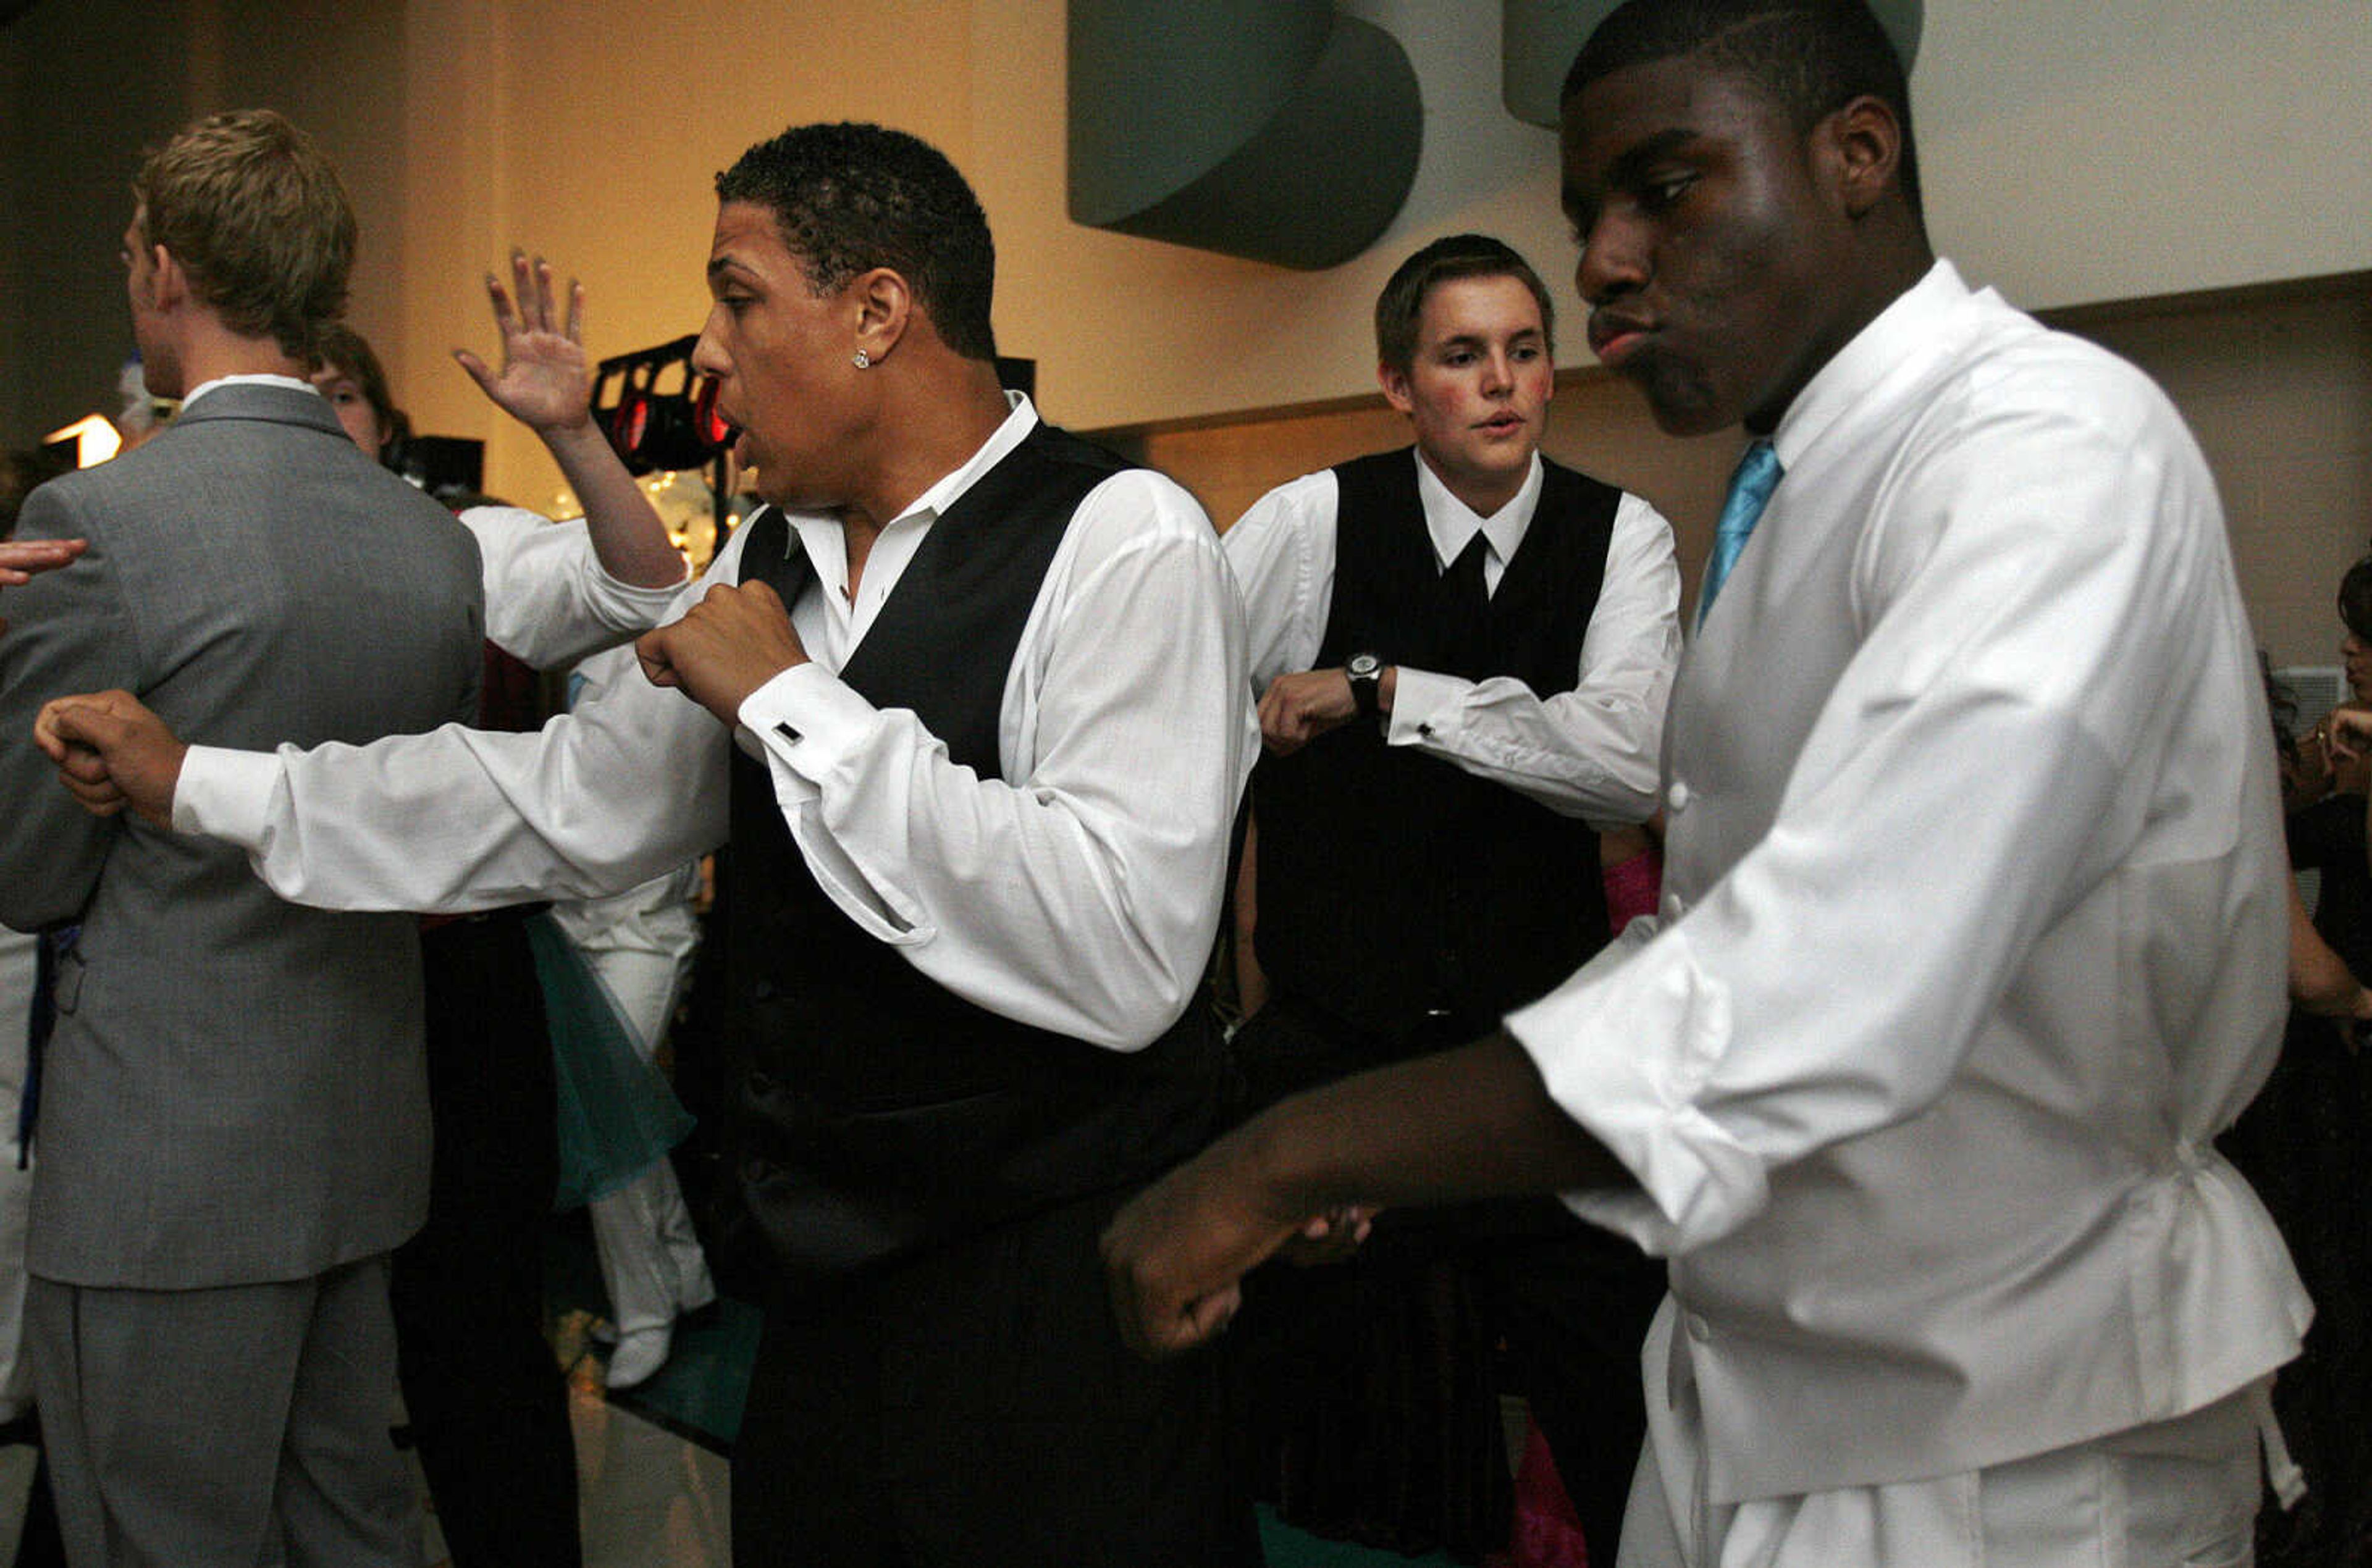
[1920,1,2372,312]
[974,0,1578,434]
[1108,374,1738,592]
[1114,275,2372,676]
[980,0,2372,431]
[383,0,978,509]
[2,0,2365,653]
[2066,282,2372,673]
[13,1,2366,451]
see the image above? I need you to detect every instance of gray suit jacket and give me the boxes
[0,383,484,1289]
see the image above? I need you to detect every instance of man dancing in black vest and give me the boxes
[1222,233,1680,1563]
[35,122,1261,1568]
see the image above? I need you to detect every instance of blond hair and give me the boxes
[132,109,356,361]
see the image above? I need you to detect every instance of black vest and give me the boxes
[715,424,1232,1283]
[1253,449,1620,1046]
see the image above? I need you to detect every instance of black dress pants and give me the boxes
[1232,992,1666,1565]
[393,914,581,1568]
[733,1184,1262,1568]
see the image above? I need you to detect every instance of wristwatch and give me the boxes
[1345,650,1384,721]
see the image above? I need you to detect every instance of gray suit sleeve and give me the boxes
[0,485,143,930]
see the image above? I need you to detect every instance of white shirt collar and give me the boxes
[178,372,321,411]
[1772,259,1975,470]
[784,389,1040,614]
[1414,447,1544,576]
[889,388,1038,528]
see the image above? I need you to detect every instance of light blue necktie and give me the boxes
[1697,438,1782,629]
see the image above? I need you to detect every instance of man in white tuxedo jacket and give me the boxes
[1101,4,2306,1567]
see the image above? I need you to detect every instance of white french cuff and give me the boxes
[739,661,868,769]
[466,506,693,669]
[1505,919,1771,1259]
[172,744,287,846]
[737,664,931,946]
[1386,665,1461,745]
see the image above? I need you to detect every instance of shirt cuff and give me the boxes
[732,662,930,945]
[1504,920,1771,1257]
[173,744,286,847]
[1385,666,1463,746]
[737,660,875,784]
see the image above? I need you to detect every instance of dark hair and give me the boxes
[1563,0,1922,217]
[1374,234,1555,376]
[312,322,411,458]
[132,109,358,361]
[715,122,998,363]
[2339,555,2372,643]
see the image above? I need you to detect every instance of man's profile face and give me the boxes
[1381,274,1553,515]
[1562,54,1853,437]
[693,200,864,511]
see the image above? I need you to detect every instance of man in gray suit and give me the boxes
[0,109,482,1564]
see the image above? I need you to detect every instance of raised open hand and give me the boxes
[453,251,594,436]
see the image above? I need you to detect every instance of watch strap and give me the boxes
[1346,652,1382,720]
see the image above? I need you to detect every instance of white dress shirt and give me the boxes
[460,505,686,671]
[1224,450,1678,826]
[174,394,1255,1051]
[1507,261,2308,1501]
[544,643,705,971]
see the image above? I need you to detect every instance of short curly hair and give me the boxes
[715,122,997,363]
[1563,0,1922,218]
[132,109,357,362]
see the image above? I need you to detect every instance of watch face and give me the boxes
[1348,652,1381,679]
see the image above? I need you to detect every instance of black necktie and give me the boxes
[738,505,816,603]
[1445,531,1492,669]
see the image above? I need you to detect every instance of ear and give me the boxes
[849,267,914,365]
[1377,360,1416,417]
[1819,94,1902,220]
[147,243,189,312]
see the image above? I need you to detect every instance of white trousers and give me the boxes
[1623,1299,2277,1568]
[576,940,714,1334]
